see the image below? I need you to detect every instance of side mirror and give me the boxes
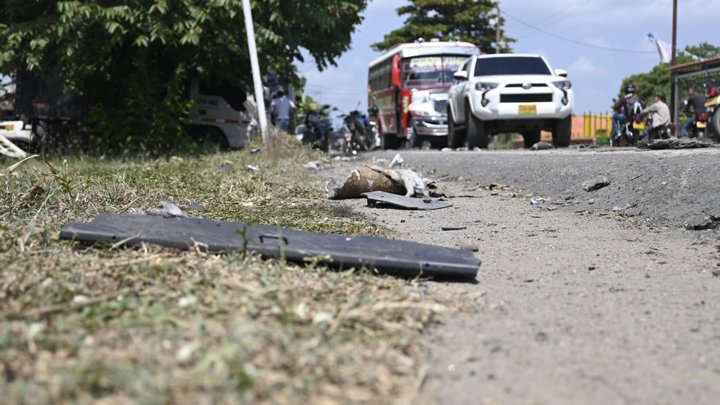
[555,69,568,78]
[453,71,468,81]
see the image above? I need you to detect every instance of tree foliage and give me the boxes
[619,42,720,106]
[371,0,513,53]
[0,0,367,151]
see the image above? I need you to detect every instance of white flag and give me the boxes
[647,33,672,63]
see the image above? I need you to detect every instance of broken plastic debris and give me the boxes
[441,226,467,231]
[388,153,404,168]
[363,191,451,210]
[303,161,323,171]
[142,201,186,217]
[59,214,481,279]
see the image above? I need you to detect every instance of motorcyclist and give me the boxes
[679,86,707,137]
[611,84,642,137]
[640,94,671,144]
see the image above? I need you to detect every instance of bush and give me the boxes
[84,66,193,155]
[595,130,610,146]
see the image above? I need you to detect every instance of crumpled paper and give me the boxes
[326,164,426,199]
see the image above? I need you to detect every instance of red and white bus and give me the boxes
[367,40,478,149]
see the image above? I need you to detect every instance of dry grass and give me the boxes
[0,137,453,403]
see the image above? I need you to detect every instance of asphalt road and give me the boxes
[329,146,720,404]
[400,146,720,230]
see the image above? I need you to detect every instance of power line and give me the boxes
[512,1,586,39]
[502,10,656,54]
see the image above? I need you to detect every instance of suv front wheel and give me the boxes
[447,106,466,148]
[552,116,572,147]
[466,102,490,149]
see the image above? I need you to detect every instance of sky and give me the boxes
[298,0,720,121]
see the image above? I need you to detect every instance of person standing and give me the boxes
[679,87,707,137]
[270,90,295,132]
[640,94,671,143]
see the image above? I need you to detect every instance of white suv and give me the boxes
[447,54,574,149]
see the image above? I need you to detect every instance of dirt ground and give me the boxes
[325,148,720,404]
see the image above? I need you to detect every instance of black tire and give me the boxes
[410,129,424,149]
[552,116,572,147]
[710,108,720,140]
[381,133,401,150]
[466,103,489,149]
[192,125,229,151]
[431,136,448,149]
[447,105,466,148]
[523,131,541,149]
[353,130,369,151]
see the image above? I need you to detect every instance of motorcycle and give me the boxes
[689,111,709,139]
[342,106,379,153]
[642,115,672,144]
[611,114,643,147]
[302,105,333,152]
[705,86,720,141]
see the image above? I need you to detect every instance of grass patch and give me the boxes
[0,137,453,403]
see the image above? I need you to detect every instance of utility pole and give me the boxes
[242,0,269,144]
[670,0,678,124]
[496,2,501,53]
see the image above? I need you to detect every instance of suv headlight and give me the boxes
[553,80,572,90]
[475,82,499,91]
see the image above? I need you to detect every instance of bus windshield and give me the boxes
[402,55,468,88]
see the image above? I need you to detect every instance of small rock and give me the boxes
[246,164,260,172]
[176,343,197,363]
[249,148,261,154]
[72,295,90,305]
[312,312,334,324]
[535,331,549,342]
[582,176,611,192]
[530,141,553,150]
[530,197,549,206]
[458,240,480,252]
[178,296,197,308]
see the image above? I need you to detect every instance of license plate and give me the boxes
[706,97,718,107]
[3,125,13,131]
[518,104,536,115]
[697,121,707,128]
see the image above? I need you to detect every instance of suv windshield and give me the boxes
[402,55,468,87]
[473,56,551,77]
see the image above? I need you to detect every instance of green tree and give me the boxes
[371,0,513,53]
[0,0,367,152]
[619,42,720,106]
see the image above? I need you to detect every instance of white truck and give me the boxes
[447,53,574,149]
[0,72,251,156]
